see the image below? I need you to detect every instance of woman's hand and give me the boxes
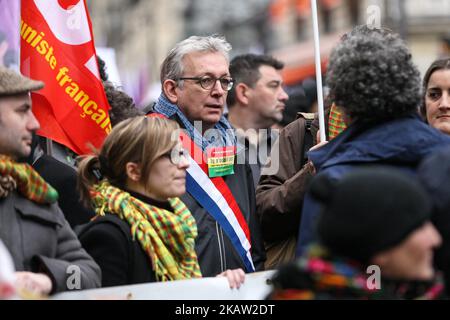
[216,268,245,289]
[15,272,52,297]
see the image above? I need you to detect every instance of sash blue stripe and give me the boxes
[186,173,255,272]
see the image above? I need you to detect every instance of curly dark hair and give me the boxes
[103,82,144,127]
[96,55,109,82]
[326,25,421,124]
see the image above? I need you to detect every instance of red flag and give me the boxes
[20,0,111,155]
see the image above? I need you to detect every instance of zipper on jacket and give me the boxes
[216,222,225,272]
[219,226,227,269]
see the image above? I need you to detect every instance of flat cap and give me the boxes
[0,66,44,97]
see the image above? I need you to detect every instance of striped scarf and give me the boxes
[154,94,236,151]
[0,155,58,204]
[90,180,202,281]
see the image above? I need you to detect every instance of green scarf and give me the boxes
[90,180,202,281]
[0,155,58,204]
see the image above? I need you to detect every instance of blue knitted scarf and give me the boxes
[154,94,236,151]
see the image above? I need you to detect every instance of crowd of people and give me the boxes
[1,24,450,300]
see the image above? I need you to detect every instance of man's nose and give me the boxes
[279,87,289,102]
[28,111,40,131]
[211,80,225,96]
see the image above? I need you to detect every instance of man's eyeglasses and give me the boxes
[161,148,188,165]
[177,75,234,91]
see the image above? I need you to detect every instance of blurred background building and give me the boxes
[86,0,450,108]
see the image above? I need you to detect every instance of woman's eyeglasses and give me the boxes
[161,148,188,165]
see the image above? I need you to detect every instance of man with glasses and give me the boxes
[148,35,265,277]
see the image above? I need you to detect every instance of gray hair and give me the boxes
[160,35,232,86]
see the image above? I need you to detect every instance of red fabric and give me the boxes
[20,0,110,155]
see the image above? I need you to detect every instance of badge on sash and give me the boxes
[206,146,236,178]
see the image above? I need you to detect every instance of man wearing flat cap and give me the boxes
[0,67,100,296]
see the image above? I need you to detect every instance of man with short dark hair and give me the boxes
[227,54,287,132]
[0,66,100,296]
[227,54,288,186]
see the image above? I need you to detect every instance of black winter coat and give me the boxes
[77,214,156,287]
[32,154,95,228]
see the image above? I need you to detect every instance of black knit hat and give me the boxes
[311,167,431,263]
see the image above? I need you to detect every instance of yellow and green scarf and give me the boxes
[328,103,347,140]
[90,180,202,281]
[0,155,58,204]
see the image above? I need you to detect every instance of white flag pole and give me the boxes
[311,0,327,142]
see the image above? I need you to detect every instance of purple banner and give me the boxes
[0,0,20,68]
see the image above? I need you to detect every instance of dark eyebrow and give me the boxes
[267,80,282,86]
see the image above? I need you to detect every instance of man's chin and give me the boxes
[16,147,31,161]
[201,115,222,128]
[273,113,284,124]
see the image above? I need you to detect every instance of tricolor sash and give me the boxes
[150,113,255,272]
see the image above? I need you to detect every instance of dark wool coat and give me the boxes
[33,154,95,228]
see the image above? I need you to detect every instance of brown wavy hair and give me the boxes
[77,116,179,207]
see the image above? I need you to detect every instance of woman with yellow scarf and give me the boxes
[77,116,244,288]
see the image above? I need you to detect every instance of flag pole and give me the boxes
[311,0,327,142]
[46,138,53,156]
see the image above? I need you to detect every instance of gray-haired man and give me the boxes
[148,35,266,277]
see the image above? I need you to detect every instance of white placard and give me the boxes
[52,270,276,300]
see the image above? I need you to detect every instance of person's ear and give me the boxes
[125,162,142,182]
[163,79,179,104]
[235,83,250,106]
